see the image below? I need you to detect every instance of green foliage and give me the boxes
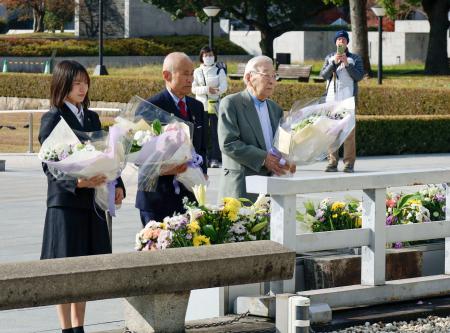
[0,74,448,118]
[0,36,247,57]
[44,12,60,33]
[0,18,8,34]
[356,115,450,155]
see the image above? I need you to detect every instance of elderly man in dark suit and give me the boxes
[136,52,208,226]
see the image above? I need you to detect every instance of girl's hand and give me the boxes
[77,175,107,188]
[115,187,124,205]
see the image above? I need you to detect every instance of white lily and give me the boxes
[193,184,206,206]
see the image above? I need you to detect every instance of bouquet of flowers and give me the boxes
[297,197,362,233]
[134,185,271,251]
[38,116,130,215]
[273,97,355,164]
[115,96,207,193]
[297,184,446,247]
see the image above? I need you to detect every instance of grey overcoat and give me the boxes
[217,90,283,201]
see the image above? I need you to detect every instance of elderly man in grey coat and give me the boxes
[217,55,295,201]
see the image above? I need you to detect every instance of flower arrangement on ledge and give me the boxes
[297,185,446,247]
[135,185,270,251]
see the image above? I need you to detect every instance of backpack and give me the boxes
[215,62,227,75]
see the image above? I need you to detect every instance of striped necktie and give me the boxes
[77,108,84,124]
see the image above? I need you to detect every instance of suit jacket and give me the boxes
[135,89,208,220]
[217,90,283,201]
[38,104,125,209]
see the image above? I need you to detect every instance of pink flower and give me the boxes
[386,198,396,208]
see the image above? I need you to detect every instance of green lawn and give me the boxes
[0,32,76,39]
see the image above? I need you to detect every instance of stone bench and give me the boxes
[276,64,312,82]
[0,160,4,171]
[0,240,295,333]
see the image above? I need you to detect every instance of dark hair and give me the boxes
[199,45,217,63]
[50,60,90,109]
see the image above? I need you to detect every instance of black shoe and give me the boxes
[72,327,85,333]
[343,164,354,173]
[325,164,338,172]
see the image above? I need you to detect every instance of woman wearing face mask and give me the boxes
[192,46,228,168]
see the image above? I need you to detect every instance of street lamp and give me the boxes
[203,6,221,49]
[371,5,386,85]
[94,0,108,75]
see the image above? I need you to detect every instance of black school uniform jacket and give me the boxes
[38,104,125,209]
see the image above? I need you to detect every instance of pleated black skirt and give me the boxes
[41,207,112,259]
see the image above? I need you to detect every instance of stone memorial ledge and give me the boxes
[0,240,295,333]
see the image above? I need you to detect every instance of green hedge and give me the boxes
[0,35,246,57]
[356,115,450,156]
[0,74,447,116]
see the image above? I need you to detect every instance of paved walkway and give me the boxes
[1,153,450,332]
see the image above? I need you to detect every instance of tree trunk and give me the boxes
[33,9,45,32]
[422,0,450,75]
[349,0,371,76]
[259,29,276,58]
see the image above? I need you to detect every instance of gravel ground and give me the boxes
[325,315,450,332]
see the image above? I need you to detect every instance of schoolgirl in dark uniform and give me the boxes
[38,60,125,333]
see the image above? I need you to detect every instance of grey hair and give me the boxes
[243,55,274,84]
[163,52,192,73]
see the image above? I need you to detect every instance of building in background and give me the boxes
[75,0,219,38]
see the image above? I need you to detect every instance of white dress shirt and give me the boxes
[64,101,84,125]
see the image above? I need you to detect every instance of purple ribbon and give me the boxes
[269,147,286,166]
[173,152,203,194]
[107,179,117,217]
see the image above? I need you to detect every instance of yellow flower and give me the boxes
[331,202,345,211]
[223,197,242,221]
[355,217,362,227]
[223,197,241,209]
[408,199,422,205]
[332,214,338,219]
[187,221,200,234]
[193,235,211,247]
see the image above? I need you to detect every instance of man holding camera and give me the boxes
[320,30,364,173]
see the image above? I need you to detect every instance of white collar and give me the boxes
[64,101,83,114]
[166,88,186,106]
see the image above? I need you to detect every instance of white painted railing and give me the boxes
[246,169,450,295]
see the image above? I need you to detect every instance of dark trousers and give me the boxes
[140,210,156,227]
[208,113,221,162]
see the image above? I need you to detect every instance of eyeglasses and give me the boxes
[252,71,277,80]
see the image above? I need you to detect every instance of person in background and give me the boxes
[38,60,125,333]
[192,46,228,168]
[320,30,364,173]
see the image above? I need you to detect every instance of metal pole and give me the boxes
[94,0,108,75]
[209,17,213,49]
[378,16,383,85]
[28,113,33,153]
[99,0,103,67]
